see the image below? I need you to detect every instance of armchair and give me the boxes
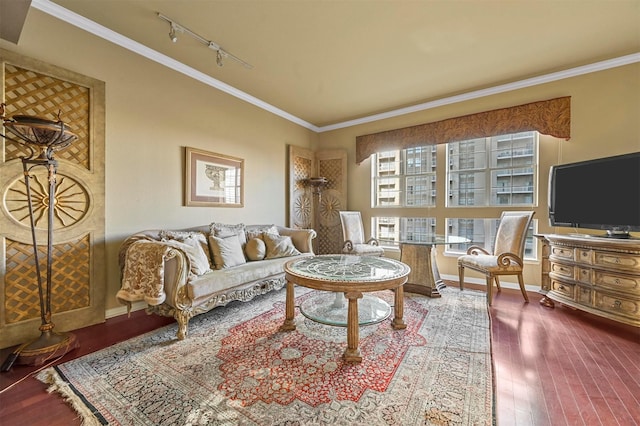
[458,211,534,305]
[339,211,384,257]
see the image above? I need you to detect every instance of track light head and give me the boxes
[216,50,224,67]
[169,23,178,43]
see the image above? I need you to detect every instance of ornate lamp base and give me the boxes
[1,330,79,371]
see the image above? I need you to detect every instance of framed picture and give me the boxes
[185,147,244,207]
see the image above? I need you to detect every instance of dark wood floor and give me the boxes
[1,284,638,426]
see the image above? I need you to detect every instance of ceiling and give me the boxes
[24,1,640,130]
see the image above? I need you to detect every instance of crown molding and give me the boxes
[32,0,640,134]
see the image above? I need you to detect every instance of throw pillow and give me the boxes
[209,234,247,269]
[245,237,266,261]
[263,232,301,259]
[159,230,213,268]
[164,236,212,276]
[245,224,278,241]
[210,223,247,246]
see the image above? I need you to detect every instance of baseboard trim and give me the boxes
[106,301,147,319]
[440,274,539,293]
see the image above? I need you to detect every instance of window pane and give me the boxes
[447,132,537,207]
[449,138,486,171]
[449,171,487,206]
[406,175,435,206]
[373,216,435,247]
[373,146,436,208]
[374,177,401,206]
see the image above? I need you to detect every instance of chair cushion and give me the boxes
[458,254,523,272]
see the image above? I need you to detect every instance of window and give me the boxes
[447,132,538,207]
[373,146,437,207]
[370,132,538,259]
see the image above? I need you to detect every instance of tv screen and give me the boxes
[549,152,640,237]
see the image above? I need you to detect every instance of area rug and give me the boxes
[37,287,493,425]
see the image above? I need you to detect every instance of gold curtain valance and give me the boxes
[355,96,571,164]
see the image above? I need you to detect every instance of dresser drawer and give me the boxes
[576,267,591,284]
[550,262,574,278]
[593,271,640,296]
[575,249,592,264]
[594,252,640,272]
[594,292,640,319]
[551,279,574,299]
[550,246,574,261]
[576,286,593,304]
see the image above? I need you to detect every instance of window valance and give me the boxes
[355,96,571,164]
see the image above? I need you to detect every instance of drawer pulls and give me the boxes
[612,300,622,309]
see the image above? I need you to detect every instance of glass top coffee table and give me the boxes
[280,254,410,363]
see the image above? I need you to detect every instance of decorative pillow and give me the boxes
[210,223,247,246]
[209,234,247,269]
[159,230,212,267]
[245,238,266,261]
[263,232,301,259]
[245,224,278,241]
[164,236,212,275]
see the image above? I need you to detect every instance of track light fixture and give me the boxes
[169,23,179,43]
[158,12,253,69]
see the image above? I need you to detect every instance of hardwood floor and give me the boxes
[1,285,638,426]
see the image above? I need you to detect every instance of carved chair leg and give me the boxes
[517,273,530,303]
[174,310,193,340]
[458,264,465,290]
[495,276,502,292]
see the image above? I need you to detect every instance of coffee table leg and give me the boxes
[392,285,407,329]
[343,291,362,363]
[280,279,296,331]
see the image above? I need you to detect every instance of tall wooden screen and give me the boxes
[0,49,106,349]
[288,146,347,254]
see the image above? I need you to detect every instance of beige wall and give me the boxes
[317,63,640,286]
[2,9,638,312]
[1,10,317,311]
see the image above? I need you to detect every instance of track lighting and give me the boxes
[157,12,253,69]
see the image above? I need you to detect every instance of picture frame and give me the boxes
[184,147,244,207]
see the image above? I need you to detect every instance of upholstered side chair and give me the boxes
[458,211,534,305]
[339,211,384,257]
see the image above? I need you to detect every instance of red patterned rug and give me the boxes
[38,287,493,425]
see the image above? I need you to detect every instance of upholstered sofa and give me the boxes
[117,223,316,340]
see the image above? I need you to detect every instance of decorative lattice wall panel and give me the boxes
[0,49,106,349]
[4,236,90,324]
[288,146,347,255]
[3,64,90,168]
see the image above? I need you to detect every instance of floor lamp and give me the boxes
[1,104,80,371]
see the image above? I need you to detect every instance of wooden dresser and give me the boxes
[541,234,640,327]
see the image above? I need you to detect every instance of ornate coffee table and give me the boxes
[280,254,410,363]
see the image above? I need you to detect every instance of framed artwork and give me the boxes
[184,147,244,207]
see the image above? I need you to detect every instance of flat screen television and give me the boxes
[548,152,640,238]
